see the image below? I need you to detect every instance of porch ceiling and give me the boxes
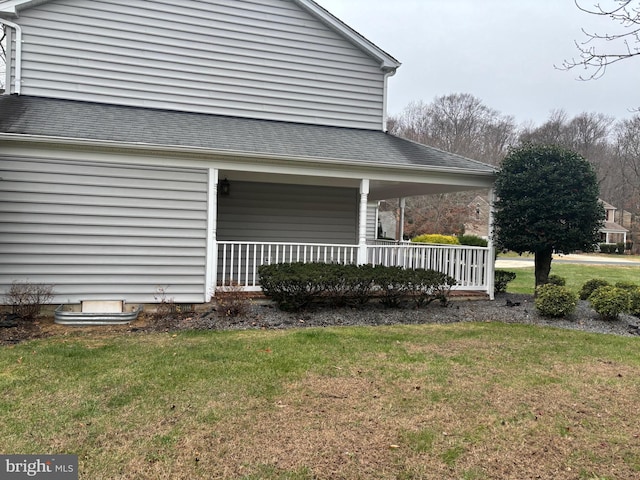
[221,170,494,200]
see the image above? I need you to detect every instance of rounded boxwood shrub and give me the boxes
[614,281,638,291]
[547,274,566,286]
[534,284,578,318]
[588,286,630,320]
[579,278,610,300]
[627,288,640,317]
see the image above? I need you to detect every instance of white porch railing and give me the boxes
[217,241,492,294]
[366,244,490,290]
[217,242,359,290]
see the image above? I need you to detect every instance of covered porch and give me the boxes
[207,169,497,300]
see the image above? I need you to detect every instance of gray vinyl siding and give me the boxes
[217,181,358,244]
[16,0,385,129]
[0,156,209,304]
[366,201,378,240]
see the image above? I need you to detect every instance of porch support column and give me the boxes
[486,188,496,300]
[357,179,370,265]
[205,168,219,301]
[399,197,406,242]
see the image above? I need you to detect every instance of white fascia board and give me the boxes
[294,0,401,71]
[0,133,496,181]
[0,0,50,17]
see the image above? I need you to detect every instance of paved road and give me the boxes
[495,254,640,269]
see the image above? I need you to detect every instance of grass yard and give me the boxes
[503,264,640,295]
[1,323,639,479]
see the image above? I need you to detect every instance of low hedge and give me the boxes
[457,235,488,247]
[411,234,460,245]
[258,263,456,311]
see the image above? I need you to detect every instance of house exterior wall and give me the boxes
[464,197,490,239]
[217,180,358,244]
[13,0,386,129]
[0,155,209,303]
[366,201,377,240]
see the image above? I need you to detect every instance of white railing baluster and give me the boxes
[222,244,228,286]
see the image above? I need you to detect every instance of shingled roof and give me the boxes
[0,95,496,175]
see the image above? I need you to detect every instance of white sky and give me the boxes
[315,0,640,127]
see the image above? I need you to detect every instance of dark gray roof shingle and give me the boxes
[0,96,496,174]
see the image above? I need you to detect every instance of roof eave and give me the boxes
[0,133,497,179]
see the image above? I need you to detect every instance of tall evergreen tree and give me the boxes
[494,144,605,288]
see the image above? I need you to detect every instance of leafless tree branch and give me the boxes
[561,0,640,80]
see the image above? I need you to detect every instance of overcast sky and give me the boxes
[315,0,640,127]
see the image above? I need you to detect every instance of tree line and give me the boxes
[388,93,640,237]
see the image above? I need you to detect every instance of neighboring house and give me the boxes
[599,200,628,245]
[0,0,497,304]
[464,195,491,239]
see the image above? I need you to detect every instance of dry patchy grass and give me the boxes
[1,324,639,479]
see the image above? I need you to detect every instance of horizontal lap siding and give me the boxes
[17,0,385,129]
[217,181,357,244]
[0,156,209,303]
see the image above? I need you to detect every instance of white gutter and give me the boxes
[0,17,22,94]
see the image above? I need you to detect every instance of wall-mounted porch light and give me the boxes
[219,178,230,196]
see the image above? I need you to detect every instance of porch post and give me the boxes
[358,179,370,265]
[399,197,406,241]
[205,168,219,301]
[486,188,496,300]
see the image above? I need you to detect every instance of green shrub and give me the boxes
[494,270,517,294]
[258,263,456,311]
[404,268,456,307]
[627,288,640,317]
[589,286,631,320]
[616,242,625,254]
[534,284,578,318]
[579,278,610,300]
[258,263,324,311]
[547,274,566,286]
[333,264,376,308]
[411,234,460,245]
[457,234,488,247]
[599,243,617,254]
[374,266,412,308]
[614,281,638,291]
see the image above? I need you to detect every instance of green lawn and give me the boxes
[502,263,640,294]
[1,323,639,479]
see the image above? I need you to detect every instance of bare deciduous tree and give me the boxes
[389,93,517,236]
[519,110,614,189]
[391,93,516,165]
[562,0,640,79]
[613,115,640,208]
